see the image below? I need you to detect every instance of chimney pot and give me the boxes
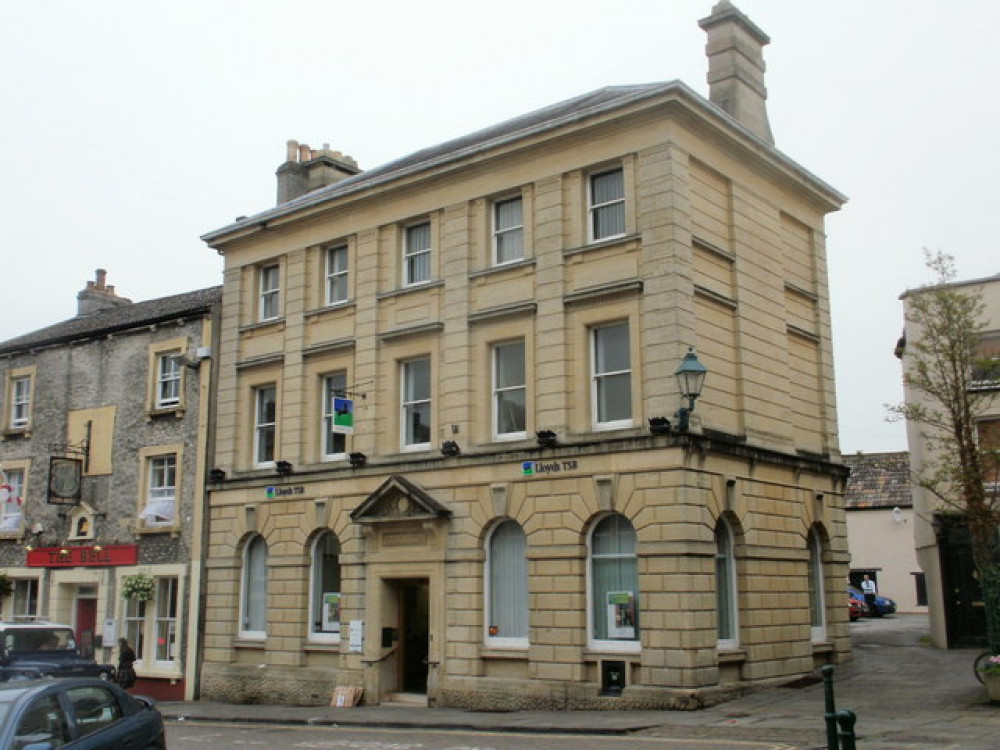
[285,139,299,162]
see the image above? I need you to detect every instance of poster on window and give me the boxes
[332,397,354,435]
[606,590,636,639]
[322,592,341,632]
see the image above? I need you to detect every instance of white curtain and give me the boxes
[489,521,528,639]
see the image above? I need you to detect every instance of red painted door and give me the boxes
[76,598,97,659]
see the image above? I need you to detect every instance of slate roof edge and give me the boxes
[0,286,222,356]
[202,81,846,246]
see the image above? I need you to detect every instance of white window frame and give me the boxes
[10,377,31,428]
[400,357,431,451]
[485,520,529,648]
[240,536,268,640]
[123,596,147,667]
[493,340,527,441]
[586,513,641,654]
[156,353,182,409]
[591,322,633,430]
[715,518,740,649]
[322,373,348,460]
[403,222,431,286]
[588,167,625,242]
[254,385,277,467]
[808,528,827,643]
[0,467,24,532]
[259,264,281,321]
[141,455,176,527]
[10,578,39,621]
[153,577,178,666]
[309,532,342,643]
[325,244,349,305]
[492,196,524,265]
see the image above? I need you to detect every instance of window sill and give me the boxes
[304,640,342,653]
[480,646,529,660]
[469,258,536,280]
[239,318,286,335]
[304,301,356,320]
[564,233,641,258]
[0,530,23,540]
[234,637,267,648]
[583,647,641,663]
[717,648,747,664]
[377,280,444,301]
[0,428,30,441]
[146,406,185,421]
[134,524,181,537]
[136,666,183,680]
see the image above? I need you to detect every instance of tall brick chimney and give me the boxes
[699,1,774,145]
[77,269,132,316]
[276,140,361,204]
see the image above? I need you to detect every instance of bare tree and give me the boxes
[891,251,1000,646]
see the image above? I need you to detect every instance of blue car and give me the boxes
[0,677,165,749]
[848,585,896,617]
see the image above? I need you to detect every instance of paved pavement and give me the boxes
[159,615,1000,748]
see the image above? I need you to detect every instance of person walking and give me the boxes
[117,637,137,689]
[861,574,879,617]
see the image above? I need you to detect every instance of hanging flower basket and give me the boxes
[121,574,155,602]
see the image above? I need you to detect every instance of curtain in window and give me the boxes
[715,520,736,642]
[155,578,178,661]
[0,469,23,530]
[594,323,631,423]
[591,169,625,239]
[494,341,526,435]
[124,597,146,659]
[403,359,431,445]
[312,532,342,634]
[243,537,268,633]
[591,514,639,641]
[494,198,524,263]
[256,386,276,463]
[489,520,528,639]
[406,224,431,283]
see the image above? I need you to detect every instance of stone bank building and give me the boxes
[0,272,220,700]
[200,2,850,708]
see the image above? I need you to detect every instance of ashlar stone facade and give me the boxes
[199,3,850,709]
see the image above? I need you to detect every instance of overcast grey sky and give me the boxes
[2,1,997,455]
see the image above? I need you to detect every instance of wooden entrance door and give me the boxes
[398,580,429,694]
[76,597,97,658]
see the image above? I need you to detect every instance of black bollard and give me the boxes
[821,665,839,750]
[836,709,857,750]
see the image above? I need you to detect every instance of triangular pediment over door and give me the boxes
[350,474,453,525]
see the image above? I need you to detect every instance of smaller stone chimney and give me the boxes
[77,269,132,316]
[699,1,774,145]
[276,140,361,204]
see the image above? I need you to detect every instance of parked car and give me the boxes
[848,585,897,617]
[0,676,165,749]
[849,594,865,621]
[0,622,115,682]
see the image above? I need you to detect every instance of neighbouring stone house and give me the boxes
[198,2,850,709]
[0,270,221,700]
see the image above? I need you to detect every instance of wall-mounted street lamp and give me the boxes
[275,460,294,477]
[440,441,461,457]
[673,347,708,433]
[349,452,367,468]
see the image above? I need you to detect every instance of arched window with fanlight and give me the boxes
[715,517,739,648]
[240,535,268,639]
[588,513,640,651]
[485,520,528,647]
[310,531,342,642]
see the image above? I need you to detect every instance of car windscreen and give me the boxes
[3,629,77,653]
